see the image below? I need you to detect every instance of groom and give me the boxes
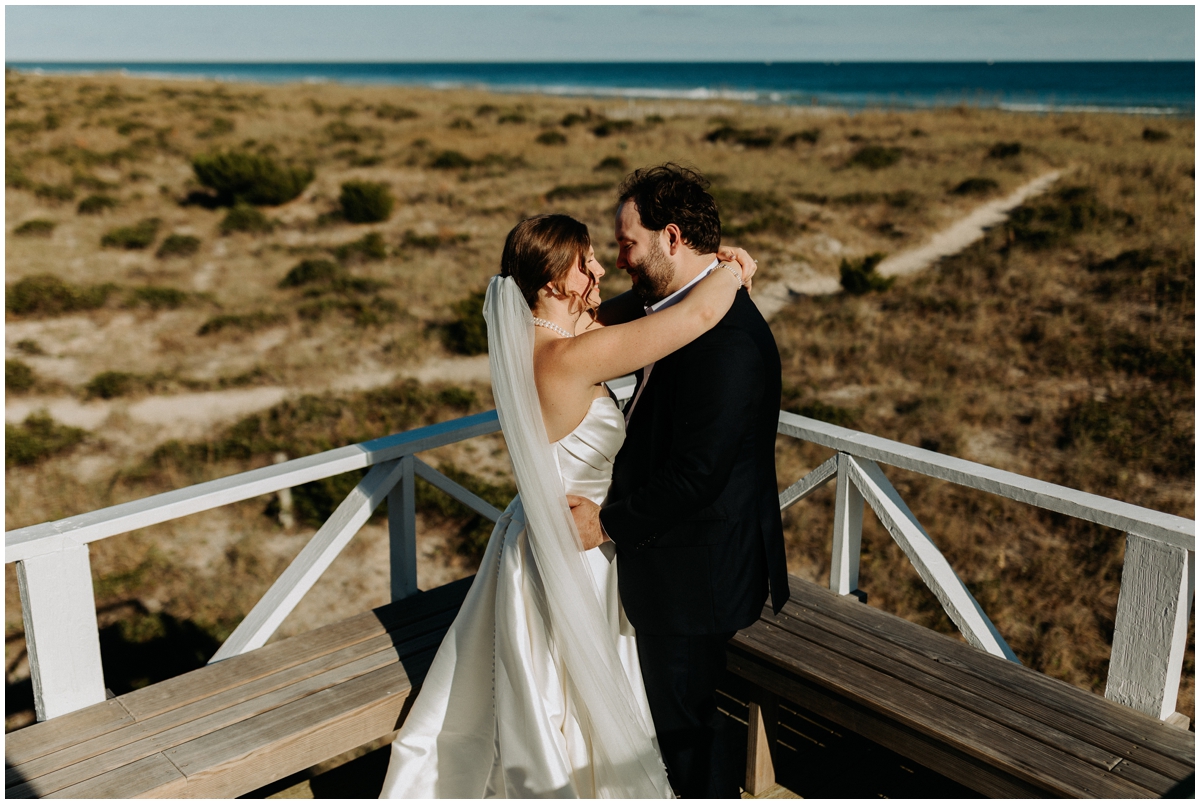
[570,163,789,798]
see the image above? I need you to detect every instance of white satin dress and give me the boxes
[379,394,662,798]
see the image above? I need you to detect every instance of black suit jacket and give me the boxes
[600,289,789,635]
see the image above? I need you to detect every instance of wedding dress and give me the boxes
[379,276,672,799]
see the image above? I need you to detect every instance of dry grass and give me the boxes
[5,72,1194,731]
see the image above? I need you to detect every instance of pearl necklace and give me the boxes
[532,317,574,338]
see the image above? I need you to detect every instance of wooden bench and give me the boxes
[4,577,472,799]
[729,575,1195,798]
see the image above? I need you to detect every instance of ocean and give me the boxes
[6,61,1194,116]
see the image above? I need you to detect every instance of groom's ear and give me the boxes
[663,223,684,256]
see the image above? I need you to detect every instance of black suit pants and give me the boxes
[636,630,738,798]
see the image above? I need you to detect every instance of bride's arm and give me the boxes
[594,246,756,326]
[546,258,749,388]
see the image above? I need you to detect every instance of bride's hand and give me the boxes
[716,246,757,293]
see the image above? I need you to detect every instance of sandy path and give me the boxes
[752,170,1062,320]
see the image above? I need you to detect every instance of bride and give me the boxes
[379,214,754,798]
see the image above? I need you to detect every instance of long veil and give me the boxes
[484,275,672,798]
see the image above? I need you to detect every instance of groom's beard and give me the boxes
[628,238,675,306]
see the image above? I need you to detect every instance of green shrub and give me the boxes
[196,117,234,139]
[77,194,119,215]
[376,104,419,121]
[497,111,527,124]
[705,125,778,148]
[594,155,628,172]
[101,218,161,249]
[126,285,191,310]
[1058,393,1192,478]
[324,120,380,144]
[297,296,398,327]
[429,150,473,169]
[280,259,342,288]
[16,339,45,356]
[545,182,612,201]
[535,130,567,146]
[14,219,55,237]
[334,232,388,262]
[1142,128,1170,143]
[191,150,313,206]
[198,311,287,336]
[847,146,903,170]
[988,141,1022,159]
[219,203,273,235]
[449,117,474,131]
[85,371,140,399]
[400,230,470,251]
[6,274,118,315]
[6,412,87,467]
[339,180,394,224]
[782,129,821,146]
[561,112,592,127]
[443,290,488,355]
[6,360,36,393]
[34,183,76,202]
[1006,186,1114,250]
[839,253,894,295]
[592,119,634,137]
[952,177,999,196]
[156,234,201,258]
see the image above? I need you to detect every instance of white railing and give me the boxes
[776,410,1195,723]
[5,395,1194,726]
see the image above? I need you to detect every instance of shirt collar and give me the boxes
[646,258,720,314]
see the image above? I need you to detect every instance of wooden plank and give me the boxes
[17,545,107,720]
[758,606,1178,794]
[732,624,1156,798]
[121,574,470,721]
[830,455,863,596]
[777,455,838,512]
[164,653,435,798]
[745,693,778,795]
[775,593,1194,783]
[777,411,1194,550]
[4,699,132,774]
[7,615,453,797]
[726,649,1048,798]
[211,459,408,661]
[388,455,418,601]
[6,411,501,562]
[40,753,187,800]
[414,457,504,521]
[847,456,1017,661]
[781,575,1195,767]
[1106,533,1193,719]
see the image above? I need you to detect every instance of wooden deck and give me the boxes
[6,572,1192,799]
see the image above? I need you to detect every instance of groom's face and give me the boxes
[615,201,675,305]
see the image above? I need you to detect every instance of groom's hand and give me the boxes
[567,495,608,550]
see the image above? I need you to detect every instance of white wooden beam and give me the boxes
[17,544,106,720]
[413,457,504,522]
[778,411,1193,550]
[778,455,838,512]
[209,459,408,663]
[6,411,500,563]
[846,456,1020,662]
[1106,536,1194,719]
[830,454,864,597]
[388,456,418,602]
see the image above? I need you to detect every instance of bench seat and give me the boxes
[4,577,472,799]
[728,575,1194,798]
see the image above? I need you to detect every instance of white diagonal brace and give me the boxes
[413,458,504,522]
[845,455,1020,662]
[778,455,839,512]
[209,459,407,662]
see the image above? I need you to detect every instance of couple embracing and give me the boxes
[380,164,789,799]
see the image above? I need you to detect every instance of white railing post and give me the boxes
[389,454,418,601]
[1105,535,1195,719]
[17,543,107,720]
[831,453,864,599]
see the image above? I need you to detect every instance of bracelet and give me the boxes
[720,262,743,287]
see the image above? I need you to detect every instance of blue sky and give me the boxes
[5,5,1194,63]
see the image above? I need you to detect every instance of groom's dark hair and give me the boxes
[618,163,721,254]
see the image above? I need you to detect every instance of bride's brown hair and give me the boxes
[500,214,597,314]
